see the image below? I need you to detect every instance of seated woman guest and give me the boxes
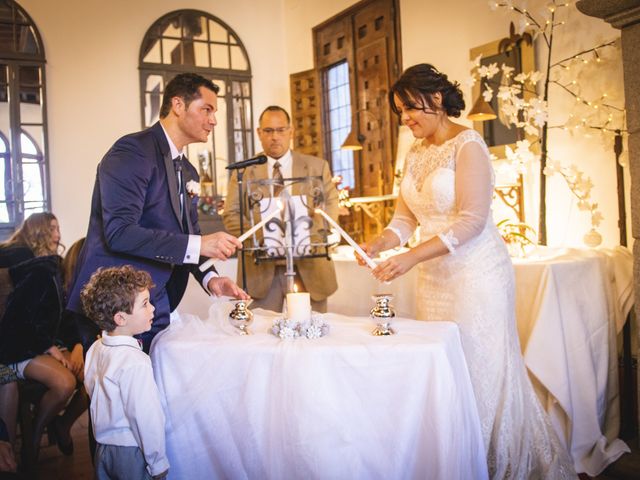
[0,212,87,460]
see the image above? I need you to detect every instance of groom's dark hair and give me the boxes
[159,73,219,118]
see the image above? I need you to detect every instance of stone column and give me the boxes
[576,0,640,442]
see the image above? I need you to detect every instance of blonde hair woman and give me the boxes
[0,212,86,463]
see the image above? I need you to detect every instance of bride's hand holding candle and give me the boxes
[314,208,377,269]
[355,240,382,267]
[370,251,419,283]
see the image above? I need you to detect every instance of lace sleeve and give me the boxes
[385,188,418,246]
[439,139,493,253]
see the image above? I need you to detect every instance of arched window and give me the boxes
[0,0,49,238]
[139,9,253,210]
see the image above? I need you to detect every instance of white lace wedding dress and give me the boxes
[387,129,576,479]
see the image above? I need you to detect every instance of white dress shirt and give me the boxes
[84,333,170,476]
[160,124,200,264]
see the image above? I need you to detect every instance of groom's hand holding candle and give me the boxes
[200,232,243,260]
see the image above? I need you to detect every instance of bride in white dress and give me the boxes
[359,64,576,479]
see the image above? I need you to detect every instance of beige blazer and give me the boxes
[223,151,339,301]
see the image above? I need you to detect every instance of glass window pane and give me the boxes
[23,202,44,218]
[0,202,8,223]
[231,82,241,97]
[210,44,229,69]
[161,19,181,38]
[241,82,250,98]
[21,163,43,202]
[21,126,43,156]
[230,46,247,71]
[20,65,40,86]
[0,4,12,23]
[0,135,7,153]
[326,62,354,188]
[194,41,209,67]
[17,26,38,55]
[0,22,13,53]
[145,74,164,92]
[142,38,161,63]
[0,64,8,103]
[20,82,43,123]
[234,130,245,161]
[19,84,40,111]
[20,131,37,155]
[209,21,227,43]
[212,78,225,97]
[0,156,5,201]
[144,74,164,127]
[162,38,180,64]
[213,96,228,196]
[190,15,207,41]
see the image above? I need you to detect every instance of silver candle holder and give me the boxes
[228,299,254,335]
[370,294,396,336]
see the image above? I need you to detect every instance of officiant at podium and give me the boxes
[68,73,248,352]
[223,106,339,313]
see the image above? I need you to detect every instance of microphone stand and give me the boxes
[236,167,248,290]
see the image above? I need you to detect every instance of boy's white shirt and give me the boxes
[84,333,169,476]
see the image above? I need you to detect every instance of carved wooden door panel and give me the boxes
[290,69,323,158]
[355,37,392,197]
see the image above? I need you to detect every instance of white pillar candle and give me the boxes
[200,201,283,272]
[314,208,377,269]
[286,292,311,323]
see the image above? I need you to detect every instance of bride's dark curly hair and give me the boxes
[389,64,465,118]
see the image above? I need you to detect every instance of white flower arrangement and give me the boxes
[470,1,623,244]
[185,180,201,198]
[270,315,330,340]
[543,160,603,230]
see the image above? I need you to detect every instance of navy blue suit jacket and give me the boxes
[68,122,212,345]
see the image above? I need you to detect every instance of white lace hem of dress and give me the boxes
[437,229,459,254]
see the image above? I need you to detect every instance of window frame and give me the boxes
[138,9,253,209]
[0,0,49,240]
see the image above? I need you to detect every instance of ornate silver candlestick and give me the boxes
[370,294,395,336]
[229,299,254,335]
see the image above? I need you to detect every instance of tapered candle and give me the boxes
[200,201,283,272]
[314,208,377,270]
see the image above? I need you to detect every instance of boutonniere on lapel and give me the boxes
[185,180,201,198]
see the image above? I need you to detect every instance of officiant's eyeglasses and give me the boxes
[260,127,291,136]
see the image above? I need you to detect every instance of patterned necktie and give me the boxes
[272,161,284,197]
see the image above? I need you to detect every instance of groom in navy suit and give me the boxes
[68,73,249,351]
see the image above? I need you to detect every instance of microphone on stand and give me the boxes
[226,155,268,170]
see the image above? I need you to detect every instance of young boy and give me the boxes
[81,265,169,480]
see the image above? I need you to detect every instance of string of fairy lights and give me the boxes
[485,0,626,245]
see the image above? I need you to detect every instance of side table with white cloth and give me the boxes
[176,245,633,476]
[151,310,488,479]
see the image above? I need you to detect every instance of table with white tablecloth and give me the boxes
[177,245,633,476]
[327,245,634,476]
[151,311,488,480]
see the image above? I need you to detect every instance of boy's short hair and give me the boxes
[80,265,154,332]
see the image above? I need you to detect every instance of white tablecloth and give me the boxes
[151,310,488,480]
[178,245,633,476]
[329,246,634,475]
